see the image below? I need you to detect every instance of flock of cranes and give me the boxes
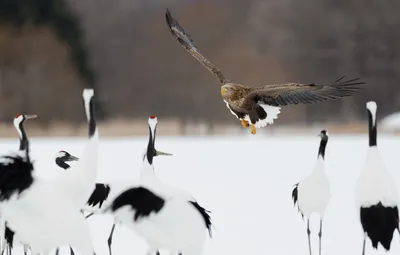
[0,6,397,255]
[0,89,212,255]
[292,101,400,255]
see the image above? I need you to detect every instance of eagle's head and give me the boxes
[220,83,243,100]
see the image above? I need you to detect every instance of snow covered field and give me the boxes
[2,133,400,255]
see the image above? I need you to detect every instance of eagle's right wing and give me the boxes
[246,76,365,106]
[165,9,229,85]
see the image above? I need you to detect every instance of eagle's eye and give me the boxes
[221,87,228,96]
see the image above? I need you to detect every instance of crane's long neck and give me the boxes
[147,126,156,165]
[87,96,97,140]
[368,110,377,147]
[55,158,70,170]
[70,89,99,204]
[17,121,30,161]
[141,126,156,179]
[80,94,99,179]
[318,138,328,160]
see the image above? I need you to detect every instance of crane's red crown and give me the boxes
[150,115,156,119]
[15,114,22,119]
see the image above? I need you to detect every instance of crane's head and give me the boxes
[148,115,158,130]
[142,115,173,163]
[366,101,377,127]
[318,130,329,140]
[56,150,79,162]
[13,114,37,140]
[13,114,37,128]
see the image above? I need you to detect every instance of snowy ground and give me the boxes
[2,132,400,255]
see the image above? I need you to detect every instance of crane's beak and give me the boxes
[154,149,173,156]
[25,115,38,119]
[66,155,79,161]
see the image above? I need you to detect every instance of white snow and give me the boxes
[380,112,400,132]
[2,134,400,255]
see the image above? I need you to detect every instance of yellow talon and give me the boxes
[241,119,249,128]
[250,124,256,135]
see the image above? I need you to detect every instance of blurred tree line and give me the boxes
[0,0,398,126]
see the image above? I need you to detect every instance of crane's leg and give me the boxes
[318,218,322,255]
[0,242,4,255]
[107,224,116,255]
[85,213,94,219]
[69,247,75,255]
[156,251,160,255]
[307,218,312,255]
[362,233,366,255]
[23,246,27,255]
[55,248,59,255]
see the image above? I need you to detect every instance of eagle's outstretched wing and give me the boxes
[245,76,366,106]
[165,8,229,84]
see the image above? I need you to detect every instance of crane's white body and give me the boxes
[297,157,331,217]
[355,147,398,208]
[113,194,206,255]
[112,161,207,255]
[0,180,93,255]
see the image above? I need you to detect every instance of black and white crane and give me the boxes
[1,114,37,255]
[0,88,99,255]
[355,101,399,254]
[54,136,173,255]
[54,150,111,255]
[54,150,110,212]
[55,151,79,169]
[292,130,331,255]
[105,116,212,255]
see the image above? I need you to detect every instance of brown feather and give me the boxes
[244,76,365,106]
[164,9,366,130]
[165,9,228,85]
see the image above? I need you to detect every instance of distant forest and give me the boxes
[0,0,398,126]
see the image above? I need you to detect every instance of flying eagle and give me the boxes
[165,9,365,135]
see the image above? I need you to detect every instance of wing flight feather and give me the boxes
[165,8,228,84]
[247,76,365,106]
